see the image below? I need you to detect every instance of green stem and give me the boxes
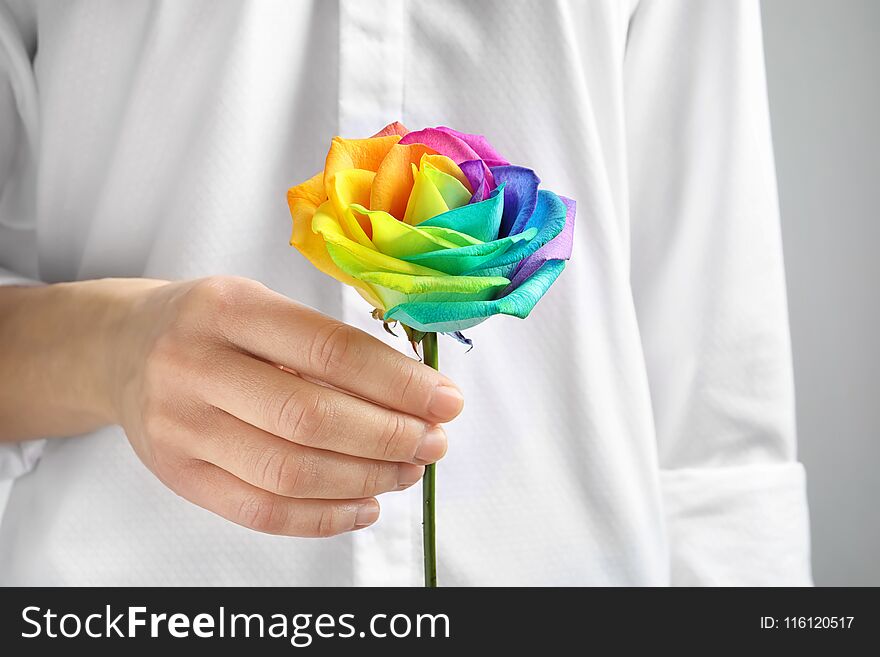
[422,332,438,588]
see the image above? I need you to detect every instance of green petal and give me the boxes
[418,225,484,247]
[399,226,538,275]
[350,204,459,257]
[384,259,566,333]
[418,184,505,241]
[421,160,472,210]
[358,271,510,311]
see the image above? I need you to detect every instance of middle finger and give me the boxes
[201,349,448,465]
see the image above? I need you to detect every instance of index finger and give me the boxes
[217,283,464,423]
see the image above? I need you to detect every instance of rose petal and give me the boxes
[351,204,460,257]
[506,196,575,292]
[418,185,504,242]
[402,160,472,226]
[459,160,491,203]
[400,226,538,275]
[383,259,566,333]
[490,165,540,237]
[371,121,410,138]
[327,169,376,247]
[466,190,568,278]
[313,207,445,279]
[358,271,510,312]
[421,153,473,193]
[288,195,383,308]
[324,134,402,184]
[419,160,472,212]
[370,142,437,219]
[435,126,509,167]
[399,128,496,190]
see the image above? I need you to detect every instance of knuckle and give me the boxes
[139,401,176,443]
[143,329,187,384]
[361,462,386,497]
[392,359,431,408]
[150,450,188,490]
[257,447,316,496]
[237,493,284,534]
[185,275,261,320]
[276,388,332,445]
[308,322,361,378]
[314,507,341,538]
[380,413,414,460]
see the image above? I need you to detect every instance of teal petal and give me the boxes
[384,259,566,333]
[466,190,567,278]
[417,184,505,241]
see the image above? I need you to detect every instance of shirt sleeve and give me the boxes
[1,0,45,483]
[624,0,812,585]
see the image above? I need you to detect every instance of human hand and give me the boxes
[110,276,464,537]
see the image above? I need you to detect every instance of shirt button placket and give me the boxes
[337,0,417,587]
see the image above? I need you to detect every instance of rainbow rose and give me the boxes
[286,122,576,586]
[287,122,575,337]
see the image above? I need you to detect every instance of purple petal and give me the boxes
[400,128,480,164]
[460,159,492,203]
[507,196,576,290]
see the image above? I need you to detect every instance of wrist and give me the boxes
[85,278,169,427]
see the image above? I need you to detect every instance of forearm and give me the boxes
[0,278,166,441]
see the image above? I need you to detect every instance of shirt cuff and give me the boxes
[0,266,46,481]
[0,265,41,287]
[660,462,812,586]
[0,438,45,481]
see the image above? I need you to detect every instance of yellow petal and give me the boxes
[403,162,450,225]
[421,153,473,193]
[327,169,376,248]
[314,207,445,278]
[306,200,384,307]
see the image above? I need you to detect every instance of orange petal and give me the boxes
[288,174,379,303]
[288,171,326,249]
[324,135,402,186]
[371,121,409,138]
[370,142,438,219]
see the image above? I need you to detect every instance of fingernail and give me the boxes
[414,426,448,465]
[354,501,380,529]
[396,463,425,490]
[428,384,464,420]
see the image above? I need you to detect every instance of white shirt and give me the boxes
[0,0,811,585]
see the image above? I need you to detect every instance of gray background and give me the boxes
[762,0,879,586]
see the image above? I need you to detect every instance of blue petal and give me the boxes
[465,190,567,278]
[443,331,474,351]
[491,165,540,237]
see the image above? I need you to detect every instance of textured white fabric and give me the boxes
[0,0,811,585]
